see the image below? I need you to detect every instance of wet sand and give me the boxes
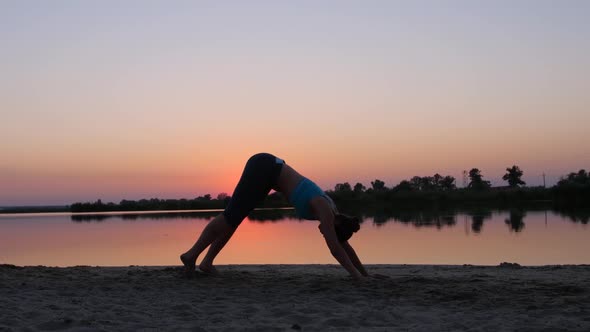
[1,264,589,331]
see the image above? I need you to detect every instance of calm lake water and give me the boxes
[0,209,588,266]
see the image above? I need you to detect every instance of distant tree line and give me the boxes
[71,195,227,213]
[69,192,288,213]
[327,166,588,212]
[66,165,588,213]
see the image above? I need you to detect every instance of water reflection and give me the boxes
[68,208,589,233]
[2,208,589,266]
[371,211,456,229]
[505,209,526,232]
[554,209,590,225]
[467,210,493,234]
[70,209,296,223]
[71,211,218,222]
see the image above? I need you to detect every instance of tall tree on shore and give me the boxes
[502,165,526,187]
[468,168,491,189]
[353,182,366,194]
[558,169,590,186]
[394,180,414,191]
[334,182,352,192]
[440,176,457,191]
[371,179,387,191]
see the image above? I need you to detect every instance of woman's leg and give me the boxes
[182,153,283,275]
[198,225,237,274]
[180,213,234,274]
[197,155,282,273]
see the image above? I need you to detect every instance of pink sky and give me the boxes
[1,2,589,205]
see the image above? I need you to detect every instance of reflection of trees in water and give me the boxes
[71,211,218,222]
[377,211,457,229]
[370,212,393,226]
[505,209,527,232]
[71,214,113,222]
[553,209,590,225]
[70,209,298,223]
[466,210,493,234]
[69,208,590,234]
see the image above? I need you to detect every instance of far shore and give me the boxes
[2,264,589,331]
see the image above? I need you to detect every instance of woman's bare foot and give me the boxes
[199,262,219,275]
[180,253,196,277]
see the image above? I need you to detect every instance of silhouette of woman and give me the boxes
[180,153,368,279]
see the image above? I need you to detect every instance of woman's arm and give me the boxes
[311,197,362,279]
[341,241,368,276]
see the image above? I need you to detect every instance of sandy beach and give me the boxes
[1,264,589,331]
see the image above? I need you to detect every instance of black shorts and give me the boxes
[223,153,285,227]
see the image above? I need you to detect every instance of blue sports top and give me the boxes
[289,177,335,220]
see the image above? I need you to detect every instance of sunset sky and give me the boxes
[1,1,589,206]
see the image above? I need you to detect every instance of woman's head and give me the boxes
[333,214,361,242]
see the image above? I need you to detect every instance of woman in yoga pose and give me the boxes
[180,153,368,280]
